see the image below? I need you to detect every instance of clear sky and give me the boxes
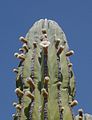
[0,0,92,119]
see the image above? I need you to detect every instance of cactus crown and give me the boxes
[13,19,92,120]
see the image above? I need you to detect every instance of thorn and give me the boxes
[38,106,42,112]
[78,109,83,117]
[44,76,49,84]
[19,48,25,52]
[78,116,83,120]
[57,81,62,88]
[64,40,67,44]
[42,29,47,34]
[12,114,15,117]
[18,53,25,60]
[66,50,74,57]
[70,100,78,107]
[55,39,60,49]
[40,36,44,41]
[15,104,22,110]
[40,41,50,48]
[57,45,64,55]
[13,102,17,107]
[60,107,64,112]
[41,88,48,98]
[44,34,47,38]
[68,63,73,67]
[19,36,28,43]
[33,42,37,48]
[15,88,24,97]
[13,68,18,73]
[22,43,29,51]
[26,77,35,89]
[25,91,34,99]
[14,53,25,60]
[14,53,19,57]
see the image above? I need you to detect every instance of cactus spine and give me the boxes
[13,19,92,120]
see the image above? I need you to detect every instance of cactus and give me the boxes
[13,19,92,120]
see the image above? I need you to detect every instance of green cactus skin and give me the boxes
[13,19,92,120]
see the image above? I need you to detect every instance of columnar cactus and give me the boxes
[13,19,92,120]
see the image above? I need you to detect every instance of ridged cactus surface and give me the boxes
[13,19,92,120]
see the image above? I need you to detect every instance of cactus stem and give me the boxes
[66,50,74,57]
[15,88,24,97]
[70,100,78,107]
[22,43,29,52]
[68,63,73,67]
[25,91,34,99]
[57,45,64,56]
[13,68,18,73]
[55,39,60,49]
[16,104,22,110]
[44,76,49,84]
[19,36,28,43]
[41,88,48,98]
[26,77,35,89]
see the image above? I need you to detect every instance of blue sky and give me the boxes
[0,0,92,119]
